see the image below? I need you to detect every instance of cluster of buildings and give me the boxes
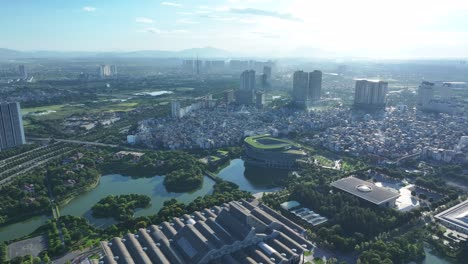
[315,109,468,163]
[0,102,26,151]
[63,112,121,133]
[417,81,465,114]
[181,59,274,77]
[132,105,349,150]
[99,65,118,78]
[100,200,313,264]
[171,95,217,119]
[354,80,388,109]
[292,70,322,108]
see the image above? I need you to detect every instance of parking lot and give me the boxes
[8,235,47,259]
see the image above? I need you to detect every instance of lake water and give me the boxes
[217,159,285,193]
[423,243,453,264]
[0,159,285,242]
[0,175,215,242]
[134,91,173,97]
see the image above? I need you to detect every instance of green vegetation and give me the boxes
[92,194,151,221]
[0,242,6,263]
[357,230,426,264]
[244,134,296,150]
[0,144,39,161]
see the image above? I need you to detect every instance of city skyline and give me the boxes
[2,0,468,58]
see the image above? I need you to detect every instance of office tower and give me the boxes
[256,91,265,109]
[0,102,26,151]
[308,70,322,102]
[354,80,388,108]
[18,65,28,79]
[171,100,181,118]
[195,58,202,75]
[292,71,309,107]
[417,81,435,106]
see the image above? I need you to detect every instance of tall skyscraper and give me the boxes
[292,70,322,108]
[171,100,181,118]
[417,81,435,106]
[308,70,322,102]
[18,65,28,79]
[262,66,272,89]
[236,70,256,105]
[292,71,309,107]
[0,102,26,151]
[354,80,388,108]
[240,70,256,90]
[256,91,265,109]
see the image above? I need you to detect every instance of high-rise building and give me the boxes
[417,81,435,106]
[0,102,26,151]
[292,70,322,108]
[292,71,309,107]
[224,90,234,104]
[256,91,265,109]
[99,65,117,78]
[262,66,272,89]
[110,65,118,76]
[236,70,256,105]
[240,70,256,90]
[18,65,27,79]
[354,80,388,108]
[171,100,181,118]
[308,70,322,102]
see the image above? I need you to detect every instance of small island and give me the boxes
[91,194,151,221]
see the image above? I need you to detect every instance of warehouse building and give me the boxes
[100,200,313,264]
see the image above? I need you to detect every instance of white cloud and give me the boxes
[176,18,200,24]
[136,17,154,24]
[139,27,189,34]
[82,6,96,12]
[161,2,183,7]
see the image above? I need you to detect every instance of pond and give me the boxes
[1,158,287,242]
[0,174,215,242]
[217,159,285,193]
[134,91,173,97]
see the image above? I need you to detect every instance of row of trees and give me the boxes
[92,194,151,221]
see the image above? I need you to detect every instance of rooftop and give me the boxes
[244,134,296,150]
[331,177,400,205]
[435,200,468,232]
[100,200,313,264]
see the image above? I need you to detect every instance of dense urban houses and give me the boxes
[100,200,313,264]
[0,102,26,151]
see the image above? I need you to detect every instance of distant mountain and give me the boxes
[0,47,232,59]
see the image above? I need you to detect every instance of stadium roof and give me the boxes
[331,177,400,205]
[435,200,468,233]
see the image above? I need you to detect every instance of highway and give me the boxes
[27,137,119,148]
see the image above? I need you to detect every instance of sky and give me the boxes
[1,0,468,58]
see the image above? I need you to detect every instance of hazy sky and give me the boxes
[2,0,468,58]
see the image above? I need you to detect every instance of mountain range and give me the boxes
[0,47,233,59]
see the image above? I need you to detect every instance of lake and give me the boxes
[133,91,173,97]
[217,159,285,193]
[0,158,285,242]
[0,174,215,242]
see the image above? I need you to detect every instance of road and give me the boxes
[0,148,76,185]
[28,137,118,148]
